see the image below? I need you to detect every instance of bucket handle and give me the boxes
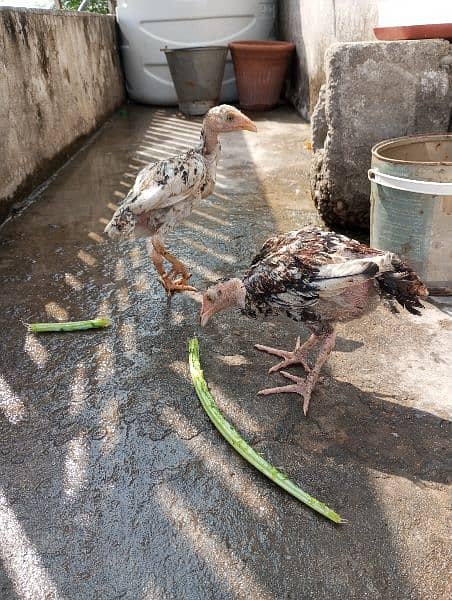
[368,169,452,196]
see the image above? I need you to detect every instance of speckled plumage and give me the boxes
[201,229,427,414]
[104,105,257,297]
[242,227,427,332]
[105,143,219,239]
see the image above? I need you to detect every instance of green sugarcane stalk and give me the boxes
[188,337,344,524]
[26,318,111,333]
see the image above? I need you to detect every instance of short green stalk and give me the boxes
[188,337,344,524]
[26,318,111,333]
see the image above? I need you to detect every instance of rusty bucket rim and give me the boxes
[229,40,296,51]
[162,46,229,54]
[372,133,452,167]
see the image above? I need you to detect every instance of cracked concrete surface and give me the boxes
[0,105,451,600]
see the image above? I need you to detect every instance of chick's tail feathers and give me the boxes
[375,256,428,315]
[104,205,137,240]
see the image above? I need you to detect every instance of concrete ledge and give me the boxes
[279,0,378,119]
[310,40,452,229]
[0,8,125,221]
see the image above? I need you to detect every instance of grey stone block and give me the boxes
[311,84,327,152]
[311,40,452,229]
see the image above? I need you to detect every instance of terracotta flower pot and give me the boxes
[229,40,295,110]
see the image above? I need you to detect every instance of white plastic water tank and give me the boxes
[117,0,277,105]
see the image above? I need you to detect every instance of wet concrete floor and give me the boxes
[0,104,451,600]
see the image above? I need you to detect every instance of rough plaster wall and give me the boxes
[0,8,125,220]
[279,0,378,118]
[310,40,452,229]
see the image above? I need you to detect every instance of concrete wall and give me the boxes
[279,0,378,118]
[0,8,125,221]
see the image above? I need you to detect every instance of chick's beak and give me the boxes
[200,312,210,327]
[200,298,212,327]
[237,115,257,132]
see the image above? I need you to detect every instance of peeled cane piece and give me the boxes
[188,337,344,524]
[26,318,111,333]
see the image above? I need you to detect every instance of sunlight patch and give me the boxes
[155,484,272,600]
[0,488,61,599]
[24,334,48,368]
[64,432,89,499]
[0,377,27,424]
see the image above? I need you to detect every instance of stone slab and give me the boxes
[311,39,452,228]
[0,105,450,600]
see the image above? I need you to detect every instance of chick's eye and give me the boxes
[226,114,234,121]
[206,292,214,302]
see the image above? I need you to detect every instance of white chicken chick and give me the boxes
[104,105,257,297]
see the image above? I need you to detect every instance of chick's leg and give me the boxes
[257,332,336,416]
[165,252,194,289]
[151,238,196,295]
[255,333,319,373]
[151,243,167,280]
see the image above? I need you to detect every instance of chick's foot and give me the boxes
[255,334,319,373]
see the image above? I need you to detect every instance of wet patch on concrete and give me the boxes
[0,105,450,599]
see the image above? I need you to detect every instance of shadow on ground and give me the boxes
[0,104,450,600]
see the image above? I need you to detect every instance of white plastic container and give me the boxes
[377,0,452,26]
[117,0,276,105]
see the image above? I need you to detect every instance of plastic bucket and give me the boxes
[229,41,295,110]
[163,46,228,116]
[369,134,452,288]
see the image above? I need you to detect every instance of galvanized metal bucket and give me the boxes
[369,134,452,289]
[162,46,228,116]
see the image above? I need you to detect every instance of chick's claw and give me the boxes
[255,334,318,373]
[257,371,313,416]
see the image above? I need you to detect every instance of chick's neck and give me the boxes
[227,278,246,309]
[200,125,220,156]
